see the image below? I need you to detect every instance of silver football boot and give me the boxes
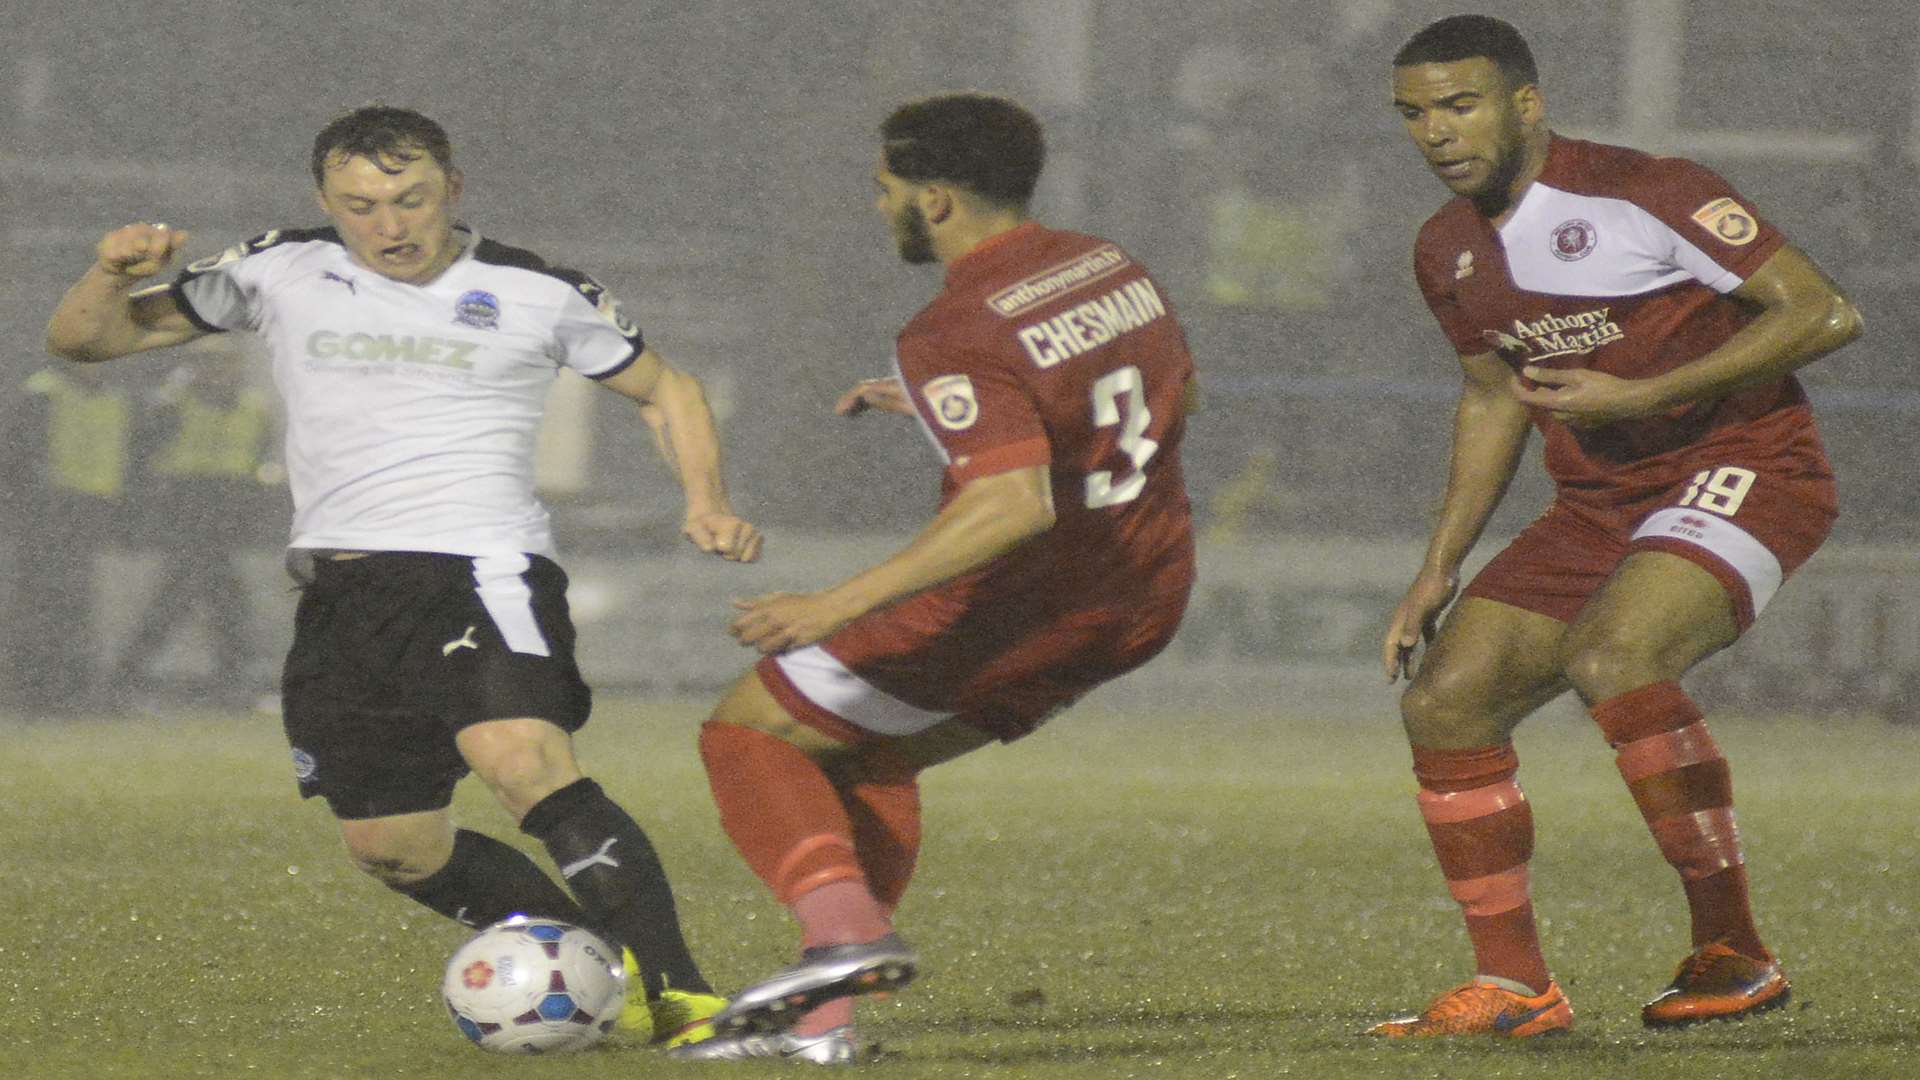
[714,933,919,1035]
[665,1026,857,1065]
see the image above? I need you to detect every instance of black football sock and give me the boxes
[520,778,711,997]
[391,827,589,929]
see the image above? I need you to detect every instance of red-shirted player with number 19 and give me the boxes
[1372,15,1862,1038]
[671,93,1198,1064]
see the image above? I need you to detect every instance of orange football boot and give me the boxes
[1642,941,1790,1028]
[1366,978,1573,1038]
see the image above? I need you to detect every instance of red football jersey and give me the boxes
[1413,135,1832,503]
[893,222,1195,603]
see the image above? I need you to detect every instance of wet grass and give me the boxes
[2,698,1914,1078]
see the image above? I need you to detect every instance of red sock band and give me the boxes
[1590,680,1702,747]
[1411,742,1519,792]
[1446,865,1534,918]
[1615,721,1722,784]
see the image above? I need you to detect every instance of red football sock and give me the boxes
[1412,743,1552,994]
[837,746,923,912]
[1592,682,1768,959]
[698,721,869,906]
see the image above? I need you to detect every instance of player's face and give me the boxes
[874,166,937,265]
[1392,57,1538,202]
[316,149,464,284]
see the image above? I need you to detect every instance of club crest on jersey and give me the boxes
[1550,220,1597,262]
[1454,250,1475,279]
[921,374,979,431]
[1691,198,1758,246]
[291,748,317,781]
[453,289,501,330]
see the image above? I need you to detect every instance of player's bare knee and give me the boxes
[460,720,578,808]
[1399,677,1496,746]
[341,834,442,887]
[1559,631,1671,703]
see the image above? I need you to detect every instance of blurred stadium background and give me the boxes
[1,0,1914,719]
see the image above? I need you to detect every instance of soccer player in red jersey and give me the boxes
[672,93,1198,1064]
[1370,15,1862,1037]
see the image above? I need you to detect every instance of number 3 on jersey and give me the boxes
[1086,365,1158,508]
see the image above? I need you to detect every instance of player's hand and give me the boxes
[95,223,191,280]
[729,590,859,654]
[835,376,916,417]
[685,511,763,563]
[1382,569,1457,682]
[1512,366,1661,427]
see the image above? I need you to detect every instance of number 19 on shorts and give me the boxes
[1678,466,1756,516]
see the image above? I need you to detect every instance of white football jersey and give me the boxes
[171,226,642,557]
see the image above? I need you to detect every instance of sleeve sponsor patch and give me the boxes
[573,276,640,338]
[921,374,978,431]
[1690,198,1758,247]
[183,229,284,276]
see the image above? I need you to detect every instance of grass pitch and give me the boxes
[2,697,1914,1079]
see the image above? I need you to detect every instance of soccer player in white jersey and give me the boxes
[1368,16,1862,1037]
[46,106,757,1047]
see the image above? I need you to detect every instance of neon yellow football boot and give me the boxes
[617,948,727,1046]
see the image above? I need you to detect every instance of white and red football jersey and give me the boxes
[1414,136,1830,501]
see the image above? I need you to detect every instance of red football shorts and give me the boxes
[1463,459,1835,631]
[758,568,1192,744]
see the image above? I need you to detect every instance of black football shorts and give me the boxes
[280,551,592,819]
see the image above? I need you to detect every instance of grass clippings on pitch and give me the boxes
[1,698,1914,1079]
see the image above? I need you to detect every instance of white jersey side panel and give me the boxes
[172,227,644,558]
[1498,183,1748,299]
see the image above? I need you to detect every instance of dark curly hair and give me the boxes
[1393,14,1539,90]
[881,93,1045,208]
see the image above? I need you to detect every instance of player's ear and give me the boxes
[443,165,465,206]
[921,184,954,225]
[1513,83,1544,127]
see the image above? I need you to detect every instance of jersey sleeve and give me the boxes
[169,229,289,333]
[895,329,1051,486]
[1413,223,1483,355]
[550,273,646,379]
[1631,157,1785,293]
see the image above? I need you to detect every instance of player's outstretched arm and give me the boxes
[598,348,762,563]
[47,224,206,361]
[1513,245,1863,424]
[1384,350,1530,681]
[730,464,1054,654]
[834,376,917,417]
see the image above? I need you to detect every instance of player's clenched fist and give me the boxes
[96,222,191,279]
[685,511,764,563]
[834,376,916,417]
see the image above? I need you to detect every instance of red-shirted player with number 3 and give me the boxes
[671,94,1198,1064]
[1371,15,1862,1038]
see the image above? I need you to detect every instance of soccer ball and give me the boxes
[441,916,627,1054]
